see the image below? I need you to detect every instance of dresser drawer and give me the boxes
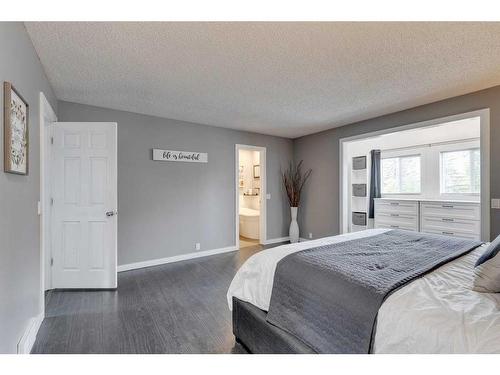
[375,223,417,231]
[375,212,418,231]
[420,228,480,240]
[420,201,480,221]
[374,199,418,216]
[420,216,480,240]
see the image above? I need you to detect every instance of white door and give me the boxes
[51,122,117,288]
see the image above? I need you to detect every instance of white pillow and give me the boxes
[473,235,500,293]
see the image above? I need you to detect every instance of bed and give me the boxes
[227,229,500,353]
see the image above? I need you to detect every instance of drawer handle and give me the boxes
[390,202,399,206]
[390,225,399,228]
[390,214,399,217]
[442,218,454,222]
[442,231,454,235]
[442,204,454,208]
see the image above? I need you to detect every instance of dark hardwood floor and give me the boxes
[32,243,283,354]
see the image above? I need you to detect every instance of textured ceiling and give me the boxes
[25,22,500,138]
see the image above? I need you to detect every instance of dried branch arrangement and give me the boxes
[282,160,312,207]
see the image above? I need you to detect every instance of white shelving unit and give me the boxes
[350,156,369,232]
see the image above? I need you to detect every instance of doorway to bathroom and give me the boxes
[235,145,267,249]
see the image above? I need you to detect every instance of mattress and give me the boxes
[227,229,500,353]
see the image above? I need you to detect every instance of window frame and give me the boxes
[381,153,422,196]
[439,147,480,197]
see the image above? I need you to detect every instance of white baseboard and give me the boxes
[17,313,43,354]
[261,236,290,245]
[118,236,295,273]
[299,237,311,242]
[118,245,238,272]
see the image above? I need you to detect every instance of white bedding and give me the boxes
[227,229,500,353]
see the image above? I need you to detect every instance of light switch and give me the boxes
[492,199,500,209]
[266,193,271,200]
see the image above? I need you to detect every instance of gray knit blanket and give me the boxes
[266,230,482,353]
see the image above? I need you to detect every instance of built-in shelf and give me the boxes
[350,155,369,231]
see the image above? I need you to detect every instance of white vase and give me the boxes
[289,207,299,243]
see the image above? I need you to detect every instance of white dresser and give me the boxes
[373,199,419,231]
[374,198,480,240]
[420,200,480,240]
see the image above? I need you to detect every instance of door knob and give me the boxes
[106,210,118,217]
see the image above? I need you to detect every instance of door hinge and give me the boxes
[50,257,54,266]
[50,197,54,206]
[50,136,54,145]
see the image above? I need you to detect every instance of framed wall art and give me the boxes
[4,82,29,175]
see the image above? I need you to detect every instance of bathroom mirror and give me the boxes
[253,164,260,179]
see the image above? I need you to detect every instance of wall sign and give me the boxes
[153,148,208,163]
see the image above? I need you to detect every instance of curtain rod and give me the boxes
[380,137,480,154]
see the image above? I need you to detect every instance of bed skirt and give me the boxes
[232,297,315,354]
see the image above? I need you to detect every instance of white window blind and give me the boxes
[440,148,480,194]
[381,155,421,194]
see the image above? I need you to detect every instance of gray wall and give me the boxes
[0,23,57,353]
[294,85,500,241]
[58,101,293,266]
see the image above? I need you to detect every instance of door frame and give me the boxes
[235,144,267,246]
[39,92,57,314]
[338,108,491,241]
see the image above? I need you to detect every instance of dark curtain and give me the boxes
[368,150,381,219]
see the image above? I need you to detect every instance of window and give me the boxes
[440,148,480,194]
[381,155,421,194]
